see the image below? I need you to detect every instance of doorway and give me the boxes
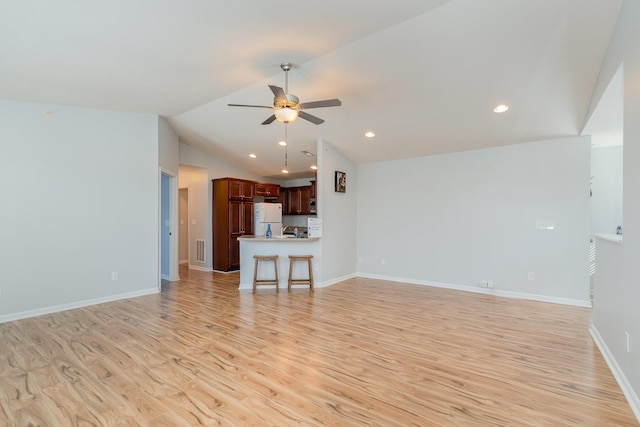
[582,64,624,303]
[160,170,179,286]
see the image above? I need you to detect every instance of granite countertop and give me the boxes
[238,235,320,242]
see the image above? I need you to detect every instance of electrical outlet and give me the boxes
[626,331,631,353]
[380,258,386,265]
[358,257,363,264]
[111,271,119,281]
[479,280,494,289]
[528,272,535,281]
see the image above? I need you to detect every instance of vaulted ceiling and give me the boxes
[1,0,622,178]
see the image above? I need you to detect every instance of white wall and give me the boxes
[357,136,591,305]
[158,117,179,175]
[591,145,623,235]
[0,100,160,321]
[317,139,358,285]
[588,0,640,418]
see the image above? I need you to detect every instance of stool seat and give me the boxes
[253,255,279,293]
[288,255,314,292]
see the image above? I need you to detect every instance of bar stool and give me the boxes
[253,255,279,293]
[288,255,314,292]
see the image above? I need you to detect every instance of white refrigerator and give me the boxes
[254,203,283,236]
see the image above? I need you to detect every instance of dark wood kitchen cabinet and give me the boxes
[286,186,312,215]
[254,182,280,198]
[228,179,254,200]
[310,180,316,199]
[213,178,254,271]
[278,187,289,213]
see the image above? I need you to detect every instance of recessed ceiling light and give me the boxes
[310,165,318,170]
[249,153,257,158]
[281,169,289,174]
[365,131,375,138]
[278,141,287,146]
[493,104,509,113]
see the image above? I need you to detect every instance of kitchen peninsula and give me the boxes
[238,236,320,291]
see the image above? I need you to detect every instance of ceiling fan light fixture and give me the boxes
[274,107,298,123]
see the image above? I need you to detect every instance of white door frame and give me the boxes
[159,168,179,289]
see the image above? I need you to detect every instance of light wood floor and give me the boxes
[1,266,637,426]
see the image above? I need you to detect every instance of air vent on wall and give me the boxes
[196,239,206,263]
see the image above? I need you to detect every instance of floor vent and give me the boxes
[196,239,206,262]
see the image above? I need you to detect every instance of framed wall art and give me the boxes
[335,171,346,193]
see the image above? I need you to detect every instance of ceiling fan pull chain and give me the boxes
[285,124,288,166]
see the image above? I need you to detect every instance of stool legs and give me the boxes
[288,255,314,292]
[253,255,279,293]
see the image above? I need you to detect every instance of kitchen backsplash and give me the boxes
[283,215,315,227]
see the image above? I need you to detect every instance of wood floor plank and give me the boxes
[0,266,637,426]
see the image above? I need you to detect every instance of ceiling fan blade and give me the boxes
[299,99,342,109]
[261,114,277,125]
[298,111,325,125]
[269,85,287,103]
[228,103,273,108]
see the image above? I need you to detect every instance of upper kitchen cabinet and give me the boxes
[228,179,254,200]
[310,180,316,199]
[286,186,312,215]
[254,182,280,198]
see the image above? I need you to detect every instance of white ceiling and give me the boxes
[1,0,622,178]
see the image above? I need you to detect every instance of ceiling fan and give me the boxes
[228,62,342,125]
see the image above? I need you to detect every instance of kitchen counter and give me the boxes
[238,235,321,291]
[595,233,623,243]
[238,236,320,242]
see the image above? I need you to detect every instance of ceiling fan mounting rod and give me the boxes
[281,62,292,94]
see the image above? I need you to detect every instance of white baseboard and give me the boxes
[189,264,213,272]
[322,272,357,287]
[0,288,159,324]
[356,272,592,307]
[238,273,355,292]
[590,325,640,423]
